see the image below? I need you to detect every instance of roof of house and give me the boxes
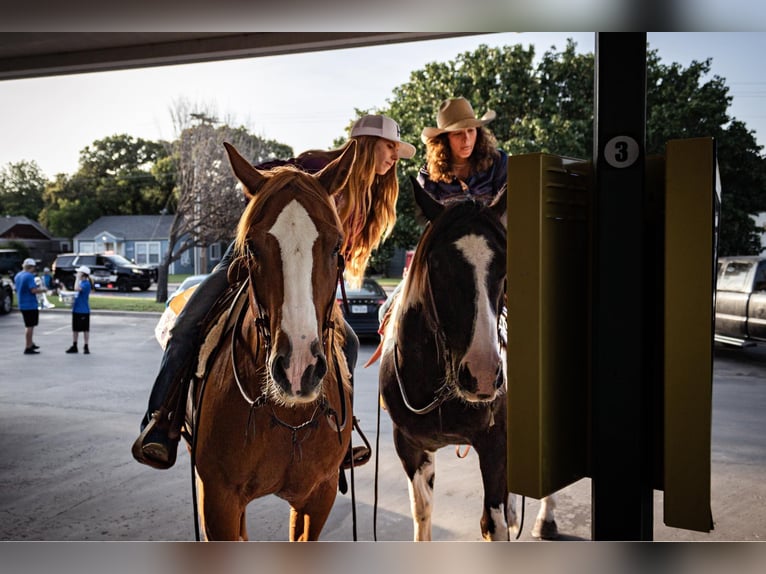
[74,215,174,241]
[0,215,54,240]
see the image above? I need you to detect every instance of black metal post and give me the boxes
[591,32,654,540]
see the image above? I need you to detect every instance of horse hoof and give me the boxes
[532,519,559,540]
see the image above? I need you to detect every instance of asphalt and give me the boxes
[0,309,764,544]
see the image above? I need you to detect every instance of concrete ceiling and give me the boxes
[0,32,476,81]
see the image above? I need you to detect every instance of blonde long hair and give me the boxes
[296,135,399,287]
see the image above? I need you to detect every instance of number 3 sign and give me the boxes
[604,136,640,168]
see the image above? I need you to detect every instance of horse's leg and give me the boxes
[507,492,520,536]
[288,477,338,541]
[474,433,511,541]
[531,493,559,540]
[393,427,435,541]
[196,475,245,541]
[239,510,249,541]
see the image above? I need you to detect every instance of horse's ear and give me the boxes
[315,140,356,195]
[490,186,507,229]
[224,142,267,200]
[411,175,444,223]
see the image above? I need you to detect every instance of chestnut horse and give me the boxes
[187,142,355,541]
[378,178,558,541]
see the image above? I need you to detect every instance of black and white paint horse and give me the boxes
[379,178,557,541]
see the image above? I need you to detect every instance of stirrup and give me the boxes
[341,445,371,470]
[131,415,178,470]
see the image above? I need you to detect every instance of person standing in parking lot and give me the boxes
[66,265,92,354]
[14,258,45,355]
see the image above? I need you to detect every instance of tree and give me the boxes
[380,41,596,269]
[39,173,101,238]
[40,134,173,238]
[77,134,170,215]
[376,39,766,264]
[0,160,47,218]
[154,101,294,301]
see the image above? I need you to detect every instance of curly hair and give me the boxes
[295,136,398,288]
[423,126,500,184]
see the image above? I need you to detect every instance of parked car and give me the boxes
[715,255,766,347]
[0,276,13,314]
[336,277,388,339]
[52,253,153,292]
[166,274,209,307]
[0,248,24,275]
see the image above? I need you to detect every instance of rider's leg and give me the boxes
[132,244,235,469]
[340,319,371,468]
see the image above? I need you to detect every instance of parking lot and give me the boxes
[0,308,765,541]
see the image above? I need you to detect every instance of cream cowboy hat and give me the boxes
[421,97,497,143]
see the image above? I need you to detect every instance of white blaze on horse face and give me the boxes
[454,234,501,399]
[268,199,320,393]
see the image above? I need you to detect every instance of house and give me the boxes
[0,215,65,266]
[73,215,226,275]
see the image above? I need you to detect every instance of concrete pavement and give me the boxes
[0,309,764,541]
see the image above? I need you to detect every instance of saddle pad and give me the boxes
[154,284,200,349]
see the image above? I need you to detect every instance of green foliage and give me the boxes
[375,38,766,260]
[38,135,171,237]
[379,40,597,262]
[0,160,47,218]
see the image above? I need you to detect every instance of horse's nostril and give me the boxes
[314,354,327,380]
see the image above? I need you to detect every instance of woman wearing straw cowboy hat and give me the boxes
[418,96,507,205]
[372,97,508,359]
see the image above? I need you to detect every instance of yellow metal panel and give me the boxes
[507,153,590,499]
[663,137,715,532]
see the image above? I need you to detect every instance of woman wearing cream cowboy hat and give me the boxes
[374,97,508,352]
[418,96,507,205]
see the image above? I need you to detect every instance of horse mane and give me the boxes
[400,198,506,327]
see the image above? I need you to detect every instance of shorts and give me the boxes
[21,309,39,327]
[72,312,90,332]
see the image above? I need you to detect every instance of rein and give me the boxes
[391,266,454,415]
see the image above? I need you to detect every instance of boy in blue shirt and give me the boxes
[66,265,92,354]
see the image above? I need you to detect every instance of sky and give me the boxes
[1,32,766,178]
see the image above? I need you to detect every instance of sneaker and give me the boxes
[24,347,40,355]
[31,343,40,350]
[65,345,78,354]
[83,346,90,355]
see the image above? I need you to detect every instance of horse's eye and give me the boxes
[332,241,341,255]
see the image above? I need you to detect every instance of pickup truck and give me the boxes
[715,255,766,347]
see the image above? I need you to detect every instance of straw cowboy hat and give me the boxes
[421,97,497,143]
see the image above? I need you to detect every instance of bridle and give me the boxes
[230,247,350,438]
[392,247,506,416]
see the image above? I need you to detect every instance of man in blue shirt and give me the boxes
[14,258,44,354]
